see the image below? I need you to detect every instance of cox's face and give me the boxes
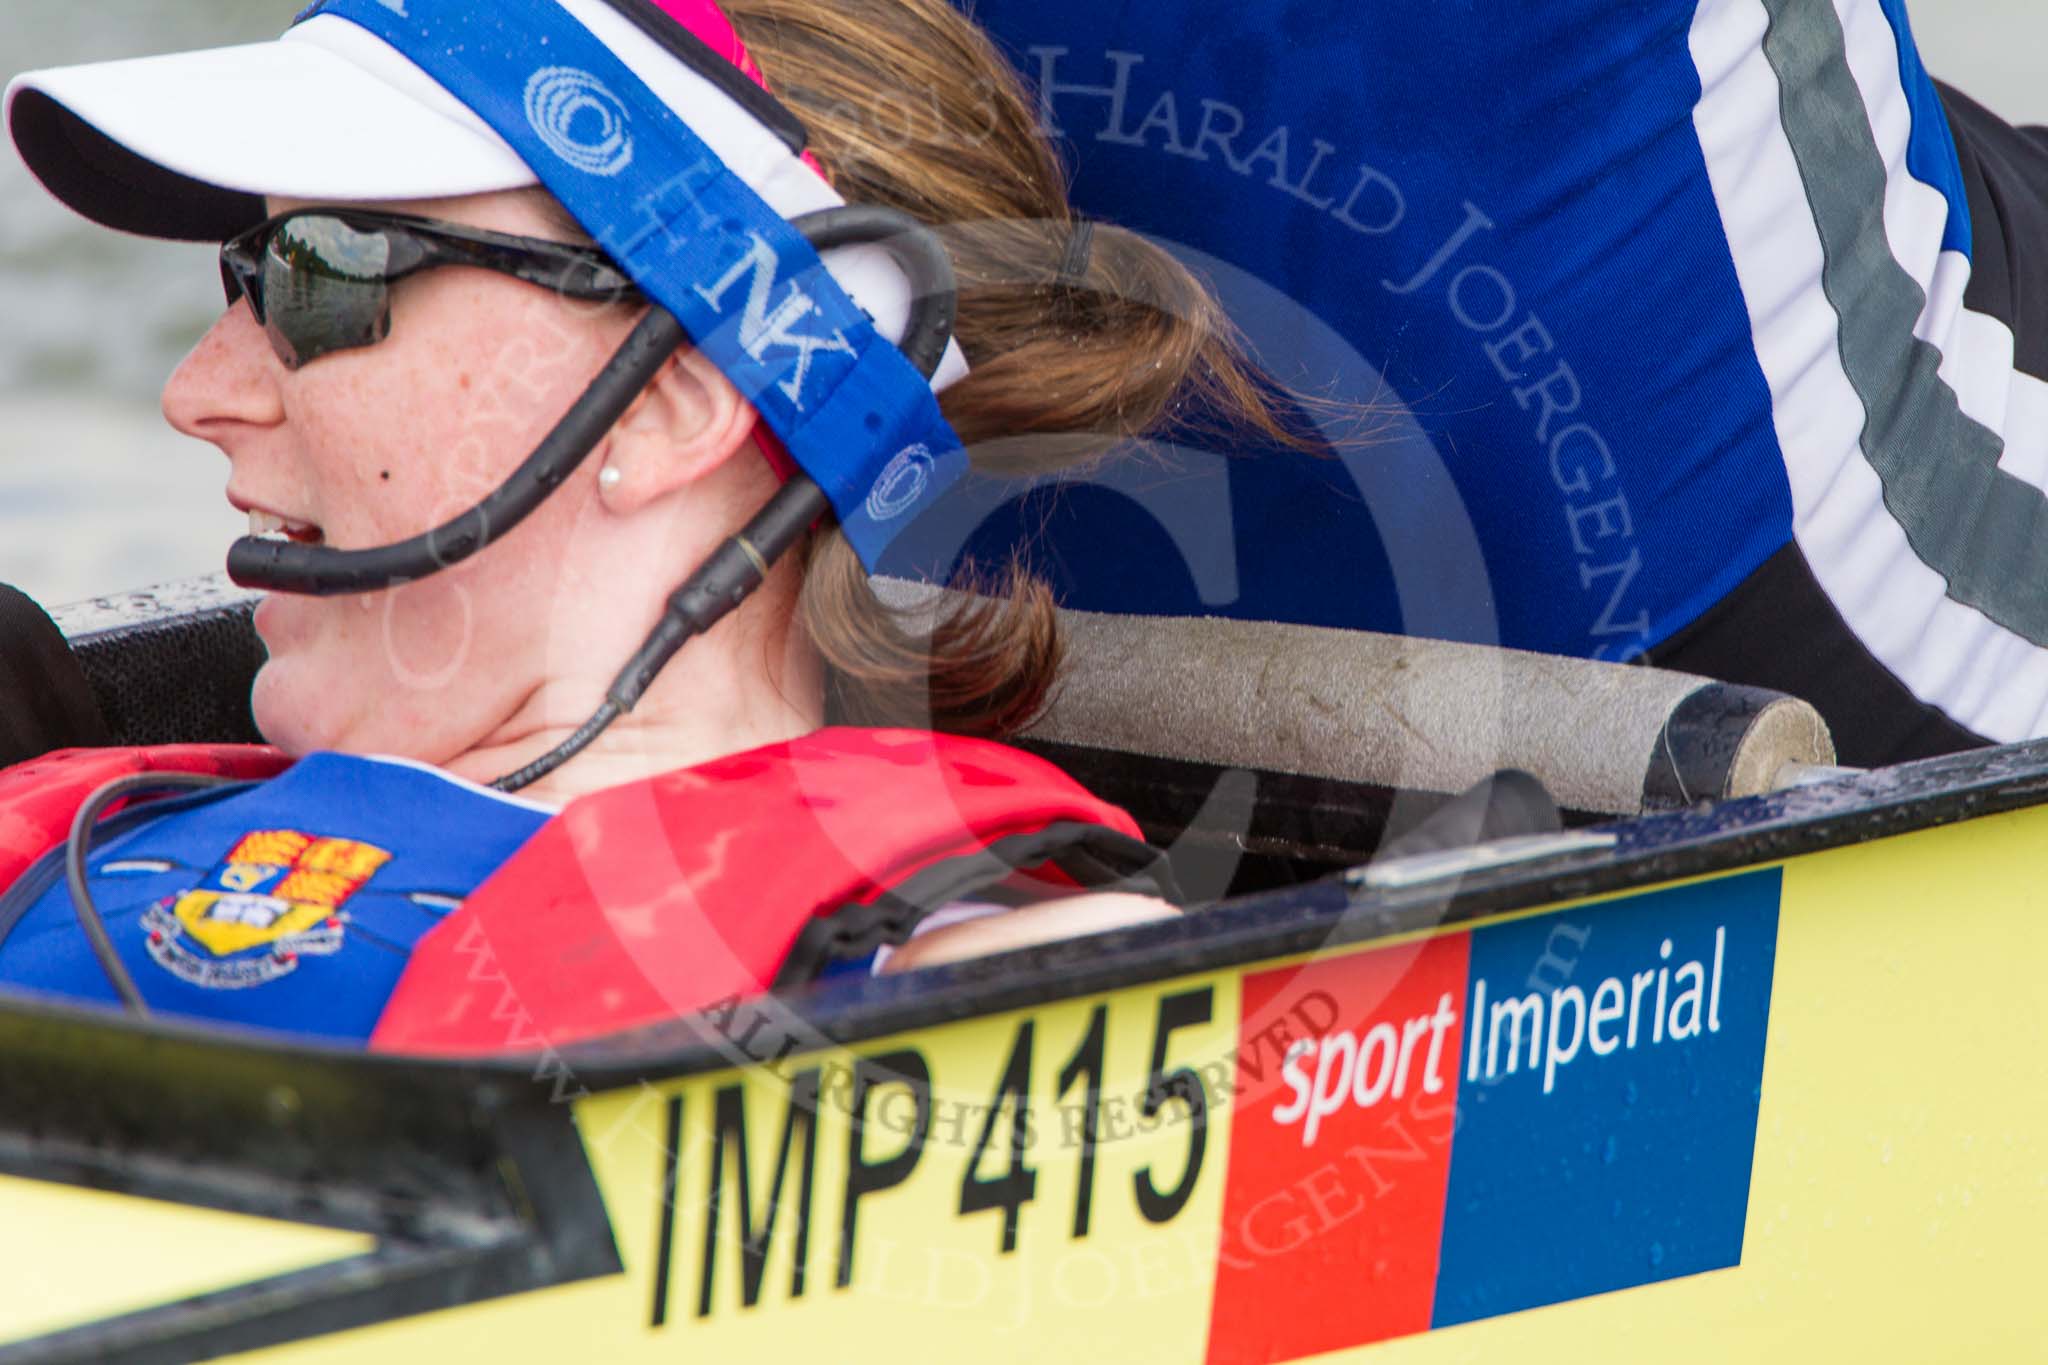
[163,192,638,763]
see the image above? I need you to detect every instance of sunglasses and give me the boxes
[219,209,641,370]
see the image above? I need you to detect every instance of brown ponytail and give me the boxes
[723,0,1332,736]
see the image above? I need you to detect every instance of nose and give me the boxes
[161,300,286,446]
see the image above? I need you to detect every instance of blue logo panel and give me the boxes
[1432,869,1781,1325]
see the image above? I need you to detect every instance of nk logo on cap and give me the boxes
[694,234,858,408]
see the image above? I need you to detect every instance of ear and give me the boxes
[596,345,757,513]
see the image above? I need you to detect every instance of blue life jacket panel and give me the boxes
[0,753,551,1043]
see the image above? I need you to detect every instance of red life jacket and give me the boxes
[0,731,1152,1055]
[0,744,291,885]
[372,727,1152,1055]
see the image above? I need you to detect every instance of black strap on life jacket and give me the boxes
[776,821,1180,986]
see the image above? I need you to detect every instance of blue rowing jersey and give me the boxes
[0,753,551,1042]
[930,0,2048,761]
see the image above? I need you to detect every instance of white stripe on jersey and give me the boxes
[1689,0,2048,743]
[1829,0,2048,499]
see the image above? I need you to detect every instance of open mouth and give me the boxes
[247,509,325,546]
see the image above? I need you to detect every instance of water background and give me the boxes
[0,0,2042,606]
[1,0,297,606]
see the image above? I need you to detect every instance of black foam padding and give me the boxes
[0,585,111,763]
[1022,739,1398,894]
[1377,769,1563,862]
[67,601,266,748]
[1639,683,1783,810]
[1021,741,1581,899]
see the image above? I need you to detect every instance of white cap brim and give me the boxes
[5,3,967,386]
[6,16,540,241]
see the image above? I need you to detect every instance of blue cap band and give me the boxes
[301,0,967,568]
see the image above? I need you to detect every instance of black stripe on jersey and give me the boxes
[1645,542,1987,770]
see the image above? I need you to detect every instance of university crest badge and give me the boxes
[142,830,392,990]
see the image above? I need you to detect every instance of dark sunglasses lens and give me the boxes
[259,216,395,370]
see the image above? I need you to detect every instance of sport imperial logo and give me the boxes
[141,831,392,990]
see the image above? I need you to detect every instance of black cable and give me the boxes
[493,207,959,792]
[491,476,836,793]
[65,772,240,1016]
[608,480,835,712]
[789,205,959,376]
[489,701,625,796]
[227,309,690,595]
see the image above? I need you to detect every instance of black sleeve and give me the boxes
[0,585,109,766]
[1935,79,2048,382]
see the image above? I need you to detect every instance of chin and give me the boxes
[249,663,322,757]
[250,600,361,755]
[249,647,379,757]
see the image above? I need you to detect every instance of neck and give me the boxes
[442,584,826,807]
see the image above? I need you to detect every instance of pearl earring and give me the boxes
[598,466,623,492]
